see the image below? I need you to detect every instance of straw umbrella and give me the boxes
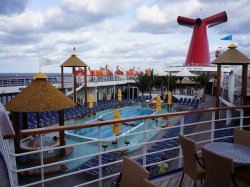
[156,95,162,113]
[5,72,75,154]
[60,53,88,105]
[117,88,122,101]
[174,68,198,92]
[88,93,94,109]
[175,68,198,77]
[112,108,121,135]
[167,91,172,112]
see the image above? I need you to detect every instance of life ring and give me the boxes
[149,102,156,109]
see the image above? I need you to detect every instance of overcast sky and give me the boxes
[0,0,249,73]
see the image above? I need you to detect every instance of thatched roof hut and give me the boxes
[5,72,75,154]
[212,44,250,65]
[5,72,75,112]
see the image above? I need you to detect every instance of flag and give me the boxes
[40,57,59,66]
[220,35,232,41]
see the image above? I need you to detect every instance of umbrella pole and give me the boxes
[37,112,41,128]
[124,124,130,146]
[112,137,117,149]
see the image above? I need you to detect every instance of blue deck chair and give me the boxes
[181,98,187,105]
[178,98,183,104]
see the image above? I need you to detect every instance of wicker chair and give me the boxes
[201,147,238,187]
[118,156,150,187]
[179,134,205,187]
[202,147,250,187]
[144,179,159,187]
[233,129,250,185]
[233,129,250,147]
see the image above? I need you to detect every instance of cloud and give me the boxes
[0,10,44,44]
[130,5,176,34]
[0,0,28,15]
[62,0,138,16]
[131,0,250,36]
[0,0,138,46]
[1,0,250,73]
[43,0,138,31]
[131,1,201,34]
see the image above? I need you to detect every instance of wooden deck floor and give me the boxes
[152,171,203,187]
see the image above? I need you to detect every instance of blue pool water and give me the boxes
[68,106,155,139]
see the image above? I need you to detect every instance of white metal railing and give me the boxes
[220,87,243,106]
[0,104,18,187]
[172,88,203,97]
[1,106,250,187]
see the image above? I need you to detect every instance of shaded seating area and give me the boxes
[5,72,76,155]
[179,129,250,187]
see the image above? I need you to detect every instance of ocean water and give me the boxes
[0,72,71,77]
[0,73,72,84]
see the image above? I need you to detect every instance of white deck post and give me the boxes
[226,109,232,125]
[143,119,147,166]
[240,109,244,129]
[98,126,103,187]
[178,116,184,168]
[8,139,18,186]
[39,134,44,187]
[211,111,215,142]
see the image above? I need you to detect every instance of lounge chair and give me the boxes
[189,99,196,106]
[186,98,192,105]
[179,134,205,187]
[181,98,187,105]
[178,98,183,104]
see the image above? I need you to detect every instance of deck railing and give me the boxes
[1,105,250,187]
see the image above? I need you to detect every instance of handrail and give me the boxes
[0,114,15,139]
[0,103,15,139]
[21,105,250,136]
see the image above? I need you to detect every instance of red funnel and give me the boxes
[177,11,227,66]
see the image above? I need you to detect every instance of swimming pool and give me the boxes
[63,105,167,170]
[67,106,156,139]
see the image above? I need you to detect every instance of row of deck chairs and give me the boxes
[18,99,134,129]
[78,153,122,179]
[177,98,200,106]
[214,122,236,143]
[135,95,152,102]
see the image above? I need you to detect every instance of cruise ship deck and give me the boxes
[1,93,249,187]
